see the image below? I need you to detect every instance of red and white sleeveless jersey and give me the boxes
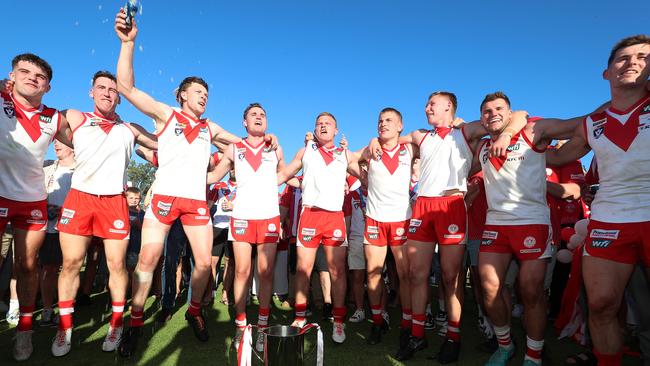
[71,112,135,195]
[479,131,549,225]
[154,110,212,201]
[366,143,412,222]
[0,92,60,202]
[584,94,650,223]
[417,127,473,197]
[232,139,280,220]
[301,140,347,211]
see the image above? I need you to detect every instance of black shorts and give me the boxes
[212,228,232,257]
[39,233,62,266]
[314,245,329,273]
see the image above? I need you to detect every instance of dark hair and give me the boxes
[379,107,402,122]
[12,53,53,81]
[243,103,266,120]
[316,112,337,127]
[428,91,458,115]
[608,34,650,66]
[92,70,116,85]
[175,76,209,106]
[480,91,511,112]
[126,186,141,195]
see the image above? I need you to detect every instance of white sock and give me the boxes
[9,299,18,312]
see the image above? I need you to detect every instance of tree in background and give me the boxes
[127,160,156,193]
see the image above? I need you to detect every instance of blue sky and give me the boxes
[4,0,649,167]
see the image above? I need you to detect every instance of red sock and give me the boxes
[17,305,35,331]
[110,300,126,327]
[333,307,346,324]
[593,349,623,366]
[447,319,461,342]
[400,308,412,330]
[370,304,383,326]
[294,303,307,322]
[187,299,201,317]
[258,307,270,329]
[235,312,247,329]
[411,313,426,339]
[58,300,75,331]
[130,307,144,327]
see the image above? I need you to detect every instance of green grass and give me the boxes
[0,287,641,365]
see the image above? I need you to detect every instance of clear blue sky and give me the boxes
[4,0,649,167]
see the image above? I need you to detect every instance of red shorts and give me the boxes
[364,217,409,246]
[230,216,280,244]
[57,189,130,240]
[297,207,347,248]
[407,195,466,245]
[0,196,47,232]
[480,224,552,261]
[584,220,650,265]
[145,194,211,226]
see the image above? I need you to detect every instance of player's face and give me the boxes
[314,115,337,144]
[377,111,402,140]
[126,193,141,208]
[53,140,73,160]
[9,61,51,101]
[480,98,512,134]
[182,82,208,116]
[243,107,267,135]
[605,43,650,88]
[91,77,120,115]
[425,95,452,126]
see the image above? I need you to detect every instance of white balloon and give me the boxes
[574,219,590,237]
[566,240,579,250]
[557,249,574,263]
[569,233,584,246]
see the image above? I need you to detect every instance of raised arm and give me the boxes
[545,126,591,166]
[277,147,305,185]
[207,144,235,185]
[115,10,171,128]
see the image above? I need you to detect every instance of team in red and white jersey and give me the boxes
[278,112,361,344]
[207,103,285,352]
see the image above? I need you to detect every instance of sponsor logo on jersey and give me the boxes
[592,118,607,127]
[109,228,128,234]
[506,143,520,152]
[197,208,207,216]
[200,127,208,134]
[481,150,489,164]
[265,232,279,237]
[481,239,493,246]
[333,229,343,238]
[444,234,462,239]
[0,208,8,217]
[448,224,459,234]
[593,126,604,139]
[368,233,378,240]
[519,248,541,254]
[399,148,407,156]
[570,174,584,180]
[302,235,313,242]
[235,228,246,235]
[113,220,125,229]
[39,114,52,124]
[311,143,318,150]
[61,208,75,219]
[301,228,316,236]
[523,236,536,248]
[409,227,417,233]
[238,152,245,160]
[60,217,70,225]
[157,209,170,217]
[233,220,248,228]
[30,209,43,219]
[3,100,15,118]
[367,226,379,234]
[643,105,650,113]
[590,229,619,240]
[482,230,498,240]
[396,227,405,236]
[174,123,186,136]
[590,239,611,248]
[268,223,277,232]
[409,219,422,228]
[352,199,360,209]
[157,201,172,210]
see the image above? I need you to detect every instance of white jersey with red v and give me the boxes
[479,131,549,225]
[231,139,280,220]
[366,143,412,222]
[417,126,472,197]
[70,112,135,195]
[154,110,212,201]
[0,92,61,202]
[300,140,347,212]
[584,93,650,223]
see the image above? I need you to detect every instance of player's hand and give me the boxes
[304,131,314,145]
[222,200,233,211]
[368,137,382,160]
[339,134,348,149]
[451,117,465,129]
[0,79,14,94]
[264,133,279,150]
[489,133,511,157]
[115,9,138,42]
